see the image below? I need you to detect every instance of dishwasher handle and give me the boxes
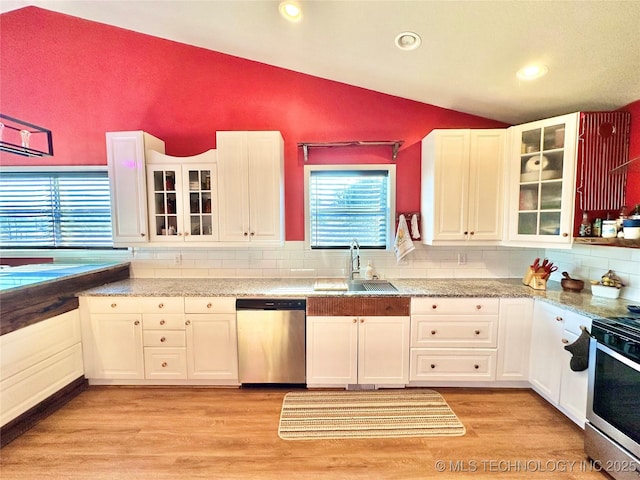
[236,298,306,311]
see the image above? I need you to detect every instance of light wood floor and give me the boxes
[0,387,609,479]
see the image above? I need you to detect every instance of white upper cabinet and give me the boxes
[505,112,579,247]
[146,150,218,243]
[421,129,505,244]
[106,131,165,246]
[216,131,285,244]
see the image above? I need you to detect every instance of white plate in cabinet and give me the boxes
[412,298,499,315]
[411,316,497,348]
[139,297,184,314]
[410,348,497,381]
[143,330,186,347]
[184,297,236,314]
[144,347,187,379]
[142,314,186,330]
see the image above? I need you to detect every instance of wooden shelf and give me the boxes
[298,140,404,161]
[573,237,640,248]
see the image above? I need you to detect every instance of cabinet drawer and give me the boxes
[143,330,186,347]
[139,297,184,314]
[411,315,498,348]
[184,297,236,314]
[410,348,496,381]
[87,297,141,313]
[142,314,185,330]
[412,297,499,315]
[144,347,187,379]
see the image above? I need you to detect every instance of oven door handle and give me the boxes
[595,341,640,373]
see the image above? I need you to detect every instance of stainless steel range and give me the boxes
[585,315,640,479]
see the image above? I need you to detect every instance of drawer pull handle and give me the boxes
[134,320,140,326]
[160,337,166,343]
[160,320,166,325]
[111,303,117,308]
[474,364,479,370]
[474,329,481,335]
[430,364,436,369]
[207,303,213,309]
[476,305,482,310]
[161,362,168,368]
[158,303,164,309]
[430,330,437,335]
[556,316,563,322]
[353,318,357,323]
[360,318,365,324]
[561,338,569,344]
[431,305,437,309]
[185,320,191,326]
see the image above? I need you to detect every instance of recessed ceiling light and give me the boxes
[516,63,549,80]
[395,31,421,51]
[279,1,302,22]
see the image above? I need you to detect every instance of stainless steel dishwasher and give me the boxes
[236,298,306,385]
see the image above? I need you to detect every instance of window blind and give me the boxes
[309,170,389,248]
[0,171,113,247]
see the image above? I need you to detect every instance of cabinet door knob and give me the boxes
[464,231,468,235]
[161,362,168,368]
[360,318,365,323]
[556,316,563,322]
[470,231,475,236]
[140,233,146,237]
[185,320,191,326]
[243,232,249,236]
[476,305,482,310]
[134,320,140,326]
[562,233,569,237]
[430,364,436,369]
[474,329,481,335]
[160,320,166,325]
[474,364,480,370]
[158,303,164,309]
[431,330,437,335]
[353,318,357,323]
[432,305,437,309]
[206,303,213,309]
[561,338,569,344]
[160,337,166,343]
[111,303,117,308]
[250,232,255,236]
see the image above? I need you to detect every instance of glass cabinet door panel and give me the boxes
[540,212,561,236]
[521,128,541,154]
[540,182,562,210]
[184,168,215,239]
[543,124,565,150]
[519,184,539,211]
[518,212,538,235]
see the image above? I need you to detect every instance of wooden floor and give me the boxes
[0,387,609,479]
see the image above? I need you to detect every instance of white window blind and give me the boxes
[309,169,389,248]
[0,171,113,247]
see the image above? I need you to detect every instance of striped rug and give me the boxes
[278,389,465,440]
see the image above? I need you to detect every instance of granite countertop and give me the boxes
[78,277,636,321]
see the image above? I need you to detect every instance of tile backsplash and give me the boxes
[3,242,638,301]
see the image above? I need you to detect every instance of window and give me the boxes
[0,169,113,248]
[305,165,396,249]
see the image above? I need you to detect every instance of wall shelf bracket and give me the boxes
[298,140,404,162]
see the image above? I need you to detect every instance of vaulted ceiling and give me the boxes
[2,0,639,124]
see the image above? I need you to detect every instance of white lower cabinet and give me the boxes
[81,296,238,385]
[409,298,499,383]
[306,315,410,387]
[529,300,592,427]
[0,310,84,426]
[496,298,533,382]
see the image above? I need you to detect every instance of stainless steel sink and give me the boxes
[347,280,398,292]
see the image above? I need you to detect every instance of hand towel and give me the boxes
[393,214,415,263]
[411,214,421,239]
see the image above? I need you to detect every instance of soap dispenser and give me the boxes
[365,261,374,280]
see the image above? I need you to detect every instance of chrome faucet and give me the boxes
[348,239,360,280]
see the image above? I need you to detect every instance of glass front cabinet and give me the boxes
[506,113,579,246]
[146,150,218,243]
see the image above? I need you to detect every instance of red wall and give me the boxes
[2,7,637,241]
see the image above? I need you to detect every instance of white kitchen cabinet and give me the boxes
[506,112,579,247]
[306,315,410,387]
[146,150,218,243]
[184,297,238,381]
[106,131,165,246]
[496,298,533,382]
[421,129,505,244]
[0,310,84,427]
[216,131,284,244]
[529,300,592,426]
[409,297,499,383]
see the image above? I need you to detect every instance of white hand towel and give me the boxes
[411,214,421,239]
[393,214,415,263]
